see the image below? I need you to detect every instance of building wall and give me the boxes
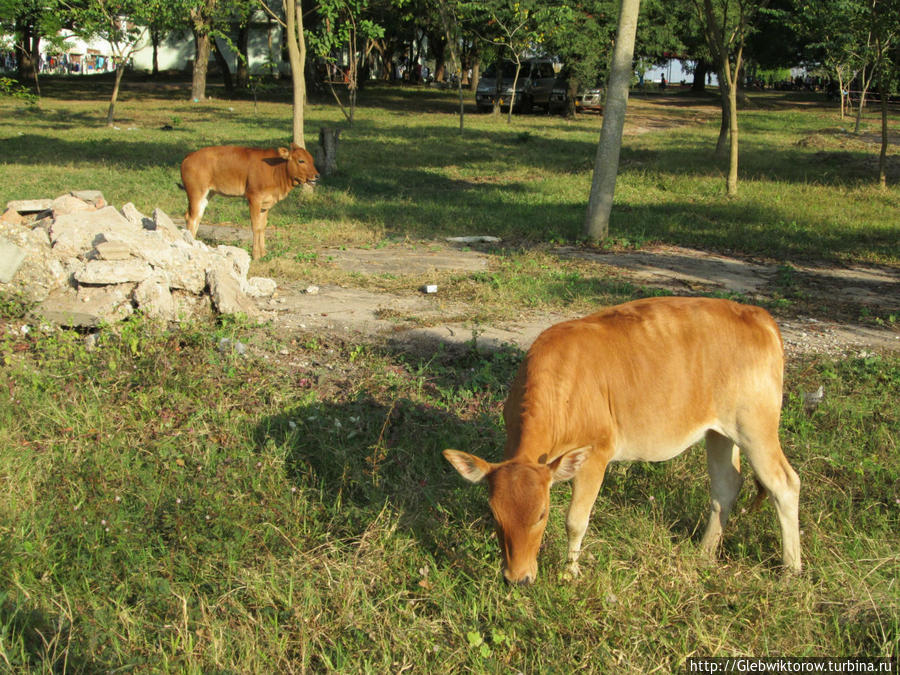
[130,24,287,74]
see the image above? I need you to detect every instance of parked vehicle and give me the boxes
[476,58,568,114]
[574,87,604,113]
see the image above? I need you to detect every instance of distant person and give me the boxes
[659,75,667,90]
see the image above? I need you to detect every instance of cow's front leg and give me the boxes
[248,198,268,260]
[563,453,608,579]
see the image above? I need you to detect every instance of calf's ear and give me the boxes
[548,446,590,483]
[443,449,493,483]
[278,147,291,159]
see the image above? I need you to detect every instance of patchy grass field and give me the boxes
[1,310,897,672]
[1,76,898,671]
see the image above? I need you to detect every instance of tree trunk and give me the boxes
[284,0,307,147]
[29,32,41,97]
[853,63,871,135]
[583,0,642,241]
[151,28,161,77]
[470,60,481,91]
[726,65,740,196]
[106,63,126,126]
[191,28,212,101]
[17,23,38,91]
[316,127,340,175]
[715,67,729,157]
[878,81,888,188]
[506,59,522,124]
[835,66,846,120]
[235,24,249,88]
[692,59,709,92]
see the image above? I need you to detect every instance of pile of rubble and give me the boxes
[0,191,276,327]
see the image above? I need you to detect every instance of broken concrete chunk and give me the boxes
[217,245,251,281]
[69,190,106,208]
[246,276,277,297]
[134,272,175,320]
[0,208,25,225]
[50,194,94,218]
[93,240,133,260]
[75,259,153,285]
[121,202,152,228]
[207,260,257,316]
[148,208,181,240]
[37,283,134,327]
[0,236,27,283]
[6,199,52,214]
[445,236,501,244]
[50,206,137,255]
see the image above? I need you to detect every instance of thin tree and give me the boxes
[308,0,384,128]
[73,0,149,126]
[871,0,898,187]
[284,0,307,145]
[793,0,866,120]
[184,0,219,101]
[259,0,310,146]
[436,0,466,134]
[1,0,67,97]
[583,0,641,241]
[695,0,768,196]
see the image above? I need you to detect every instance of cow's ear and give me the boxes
[548,446,590,483]
[443,449,493,484]
[278,147,290,159]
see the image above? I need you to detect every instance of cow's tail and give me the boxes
[748,478,768,512]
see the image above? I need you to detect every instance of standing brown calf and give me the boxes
[180,143,319,260]
[445,297,801,584]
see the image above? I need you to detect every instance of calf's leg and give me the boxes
[742,428,802,573]
[249,199,268,260]
[184,187,209,237]
[701,431,743,557]
[564,453,608,578]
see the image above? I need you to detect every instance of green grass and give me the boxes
[1,77,897,268]
[0,76,898,671]
[0,313,897,672]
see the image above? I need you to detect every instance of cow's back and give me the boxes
[506,297,784,462]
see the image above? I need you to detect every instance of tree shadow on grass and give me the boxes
[256,393,502,575]
[0,595,109,673]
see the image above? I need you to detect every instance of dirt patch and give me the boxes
[325,245,488,276]
[212,235,899,358]
[193,205,898,359]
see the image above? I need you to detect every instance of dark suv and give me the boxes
[476,58,567,113]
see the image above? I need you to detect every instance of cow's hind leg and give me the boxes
[564,453,608,579]
[742,427,802,573]
[701,430,743,558]
[249,200,269,260]
[184,187,209,237]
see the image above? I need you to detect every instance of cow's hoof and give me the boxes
[561,562,581,581]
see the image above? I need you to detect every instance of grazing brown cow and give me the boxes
[180,143,319,260]
[444,297,801,584]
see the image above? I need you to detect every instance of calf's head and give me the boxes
[443,447,587,584]
[278,142,320,187]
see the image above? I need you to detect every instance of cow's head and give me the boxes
[443,447,588,584]
[278,142,320,187]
